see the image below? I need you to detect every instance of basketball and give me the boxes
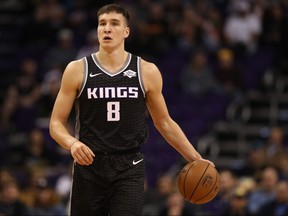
[177,160,220,204]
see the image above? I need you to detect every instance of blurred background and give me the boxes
[0,0,288,215]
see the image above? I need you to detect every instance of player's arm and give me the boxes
[142,60,213,165]
[49,59,95,165]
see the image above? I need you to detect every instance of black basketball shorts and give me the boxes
[69,152,145,216]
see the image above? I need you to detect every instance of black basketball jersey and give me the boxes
[75,53,148,153]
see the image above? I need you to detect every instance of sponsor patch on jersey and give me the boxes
[123,70,136,78]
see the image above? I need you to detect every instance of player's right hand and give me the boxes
[70,141,95,166]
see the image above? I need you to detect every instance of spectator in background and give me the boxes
[19,166,50,208]
[154,175,176,208]
[214,48,244,101]
[27,177,67,216]
[176,5,201,56]
[163,0,184,44]
[0,58,41,134]
[224,0,261,59]
[0,168,16,188]
[222,186,252,216]
[203,169,239,216]
[67,9,90,47]
[163,0,183,25]
[37,66,62,120]
[23,128,57,167]
[76,29,99,59]
[242,140,267,178]
[143,178,159,216]
[42,28,77,71]
[22,0,67,54]
[140,2,170,57]
[180,50,220,96]
[201,6,224,52]
[238,176,257,196]
[263,126,288,170]
[260,2,287,52]
[274,0,288,75]
[278,156,288,181]
[0,180,30,216]
[158,191,195,216]
[248,166,279,216]
[54,162,73,206]
[0,132,9,166]
[22,2,54,53]
[257,181,288,216]
[46,1,67,38]
[143,174,179,215]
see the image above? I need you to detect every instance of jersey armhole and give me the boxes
[137,57,146,98]
[76,57,88,98]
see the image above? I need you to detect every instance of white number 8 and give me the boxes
[107,101,120,121]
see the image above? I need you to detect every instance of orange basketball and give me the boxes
[177,160,220,204]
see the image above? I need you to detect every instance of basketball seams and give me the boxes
[194,165,219,204]
[188,162,209,202]
[183,162,196,199]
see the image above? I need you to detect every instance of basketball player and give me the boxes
[49,4,214,216]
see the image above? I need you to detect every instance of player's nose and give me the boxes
[104,25,111,33]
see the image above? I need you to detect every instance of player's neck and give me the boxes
[96,48,128,73]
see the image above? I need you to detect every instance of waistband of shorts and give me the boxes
[94,147,141,155]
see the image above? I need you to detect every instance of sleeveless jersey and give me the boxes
[75,53,148,153]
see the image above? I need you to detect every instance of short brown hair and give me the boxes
[97,4,130,26]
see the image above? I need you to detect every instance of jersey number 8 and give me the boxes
[107,101,120,121]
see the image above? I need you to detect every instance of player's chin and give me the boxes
[100,42,114,49]
[101,40,113,45]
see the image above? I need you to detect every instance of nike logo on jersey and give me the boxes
[123,70,136,78]
[133,159,143,165]
[89,72,102,77]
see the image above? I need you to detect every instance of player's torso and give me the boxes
[75,53,148,152]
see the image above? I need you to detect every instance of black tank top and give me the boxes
[75,53,148,153]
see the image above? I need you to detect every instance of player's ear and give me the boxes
[124,27,130,38]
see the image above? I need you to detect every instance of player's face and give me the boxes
[97,12,130,50]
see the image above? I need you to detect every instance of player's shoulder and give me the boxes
[140,58,160,75]
[65,58,84,72]
[62,58,85,87]
[139,57,162,91]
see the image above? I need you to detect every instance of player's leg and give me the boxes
[108,153,145,216]
[69,163,109,216]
